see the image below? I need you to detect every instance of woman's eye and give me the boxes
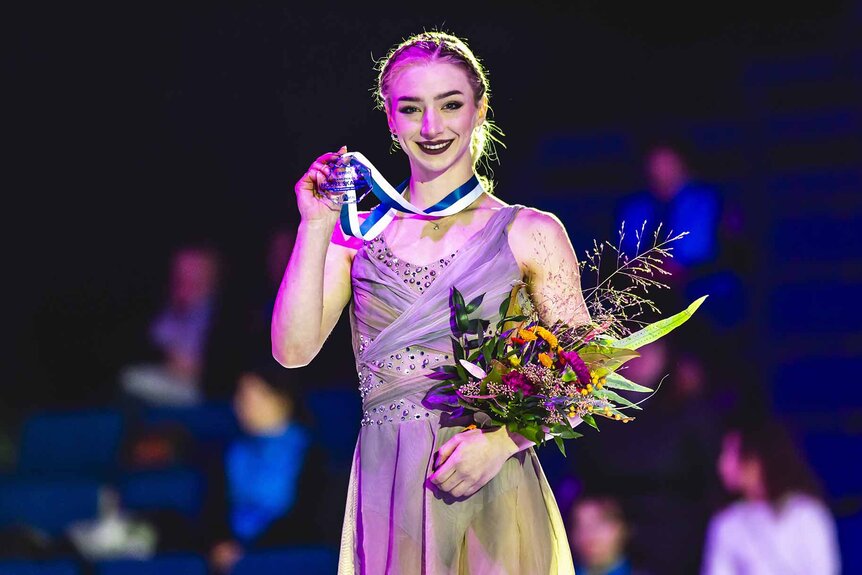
[398,106,419,114]
[443,101,463,110]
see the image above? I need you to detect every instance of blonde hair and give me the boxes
[374,30,504,194]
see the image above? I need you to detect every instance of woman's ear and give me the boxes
[384,101,396,133]
[475,96,488,128]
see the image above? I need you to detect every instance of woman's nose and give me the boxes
[420,109,443,139]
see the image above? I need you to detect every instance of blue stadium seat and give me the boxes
[837,513,862,575]
[96,555,206,575]
[19,409,123,478]
[230,547,338,575]
[0,478,100,536]
[801,432,862,501]
[0,560,79,575]
[118,467,202,518]
[305,388,360,467]
[773,357,862,413]
[142,402,239,444]
[773,215,862,260]
[770,282,860,335]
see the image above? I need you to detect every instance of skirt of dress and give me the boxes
[337,414,576,575]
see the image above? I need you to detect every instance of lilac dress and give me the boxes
[337,205,576,574]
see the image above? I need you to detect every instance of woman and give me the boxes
[701,418,841,575]
[272,31,590,574]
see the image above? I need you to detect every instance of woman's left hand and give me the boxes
[428,426,519,498]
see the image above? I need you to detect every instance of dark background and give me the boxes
[6,1,859,408]
[2,1,861,570]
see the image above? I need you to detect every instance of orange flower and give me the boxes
[518,328,538,342]
[534,326,559,349]
[538,352,553,368]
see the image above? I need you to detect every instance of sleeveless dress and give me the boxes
[337,204,576,574]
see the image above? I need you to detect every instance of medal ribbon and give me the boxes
[337,151,485,240]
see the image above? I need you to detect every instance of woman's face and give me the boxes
[385,60,485,180]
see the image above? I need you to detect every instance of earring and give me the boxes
[391,132,398,141]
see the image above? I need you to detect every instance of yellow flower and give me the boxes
[518,329,538,342]
[509,355,521,367]
[538,353,553,368]
[533,326,559,349]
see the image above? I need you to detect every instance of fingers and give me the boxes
[434,434,463,469]
[303,145,348,190]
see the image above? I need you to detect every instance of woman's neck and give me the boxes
[405,160,476,211]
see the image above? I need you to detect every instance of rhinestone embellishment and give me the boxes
[363,235,458,294]
[360,399,433,426]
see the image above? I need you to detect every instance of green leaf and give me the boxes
[603,372,653,392]
[578,345,641,372]
[456,309,469,333]
[561,366,578,383]
[465,293,485,314]
[532,427,545,444]
[498,292,513,320]
[593,388,643,410]
[495,337,508,357]
[469,318,484,335]
[451,287,466,311]
[452,337,465,362]
[609,295,708,351]
[554,435,566,457]
[581,413,599,431]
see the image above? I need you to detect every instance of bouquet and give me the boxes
[423,222,707,456]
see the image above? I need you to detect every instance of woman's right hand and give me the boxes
[295,145,347,225]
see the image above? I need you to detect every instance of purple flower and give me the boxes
[559,350,592,387]
[502,370,535,396]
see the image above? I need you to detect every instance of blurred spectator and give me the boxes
[570,338,725,575]
[569,494,650,575]
[617,142,722,279]
[615,140,749,330]
[119,244,222,406]
[701,418,841,575]
[203,362,329,573]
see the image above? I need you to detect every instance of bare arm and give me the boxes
[271,220,356,367]
[502,207,592,453]
[271,146,359,367]
[511,208,592,330]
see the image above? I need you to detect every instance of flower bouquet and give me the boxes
[423,222,707,456]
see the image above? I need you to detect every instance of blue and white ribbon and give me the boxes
[337,151,485,241]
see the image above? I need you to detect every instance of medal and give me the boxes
[319,151,485,241]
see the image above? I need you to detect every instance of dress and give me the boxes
[337,204,576,574]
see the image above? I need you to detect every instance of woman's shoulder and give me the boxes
[479,198,566,235]
[506,203,571,244]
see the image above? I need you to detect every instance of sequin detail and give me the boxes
[360,399,435,426]
[356,337,450,402]
[363,234,458,294]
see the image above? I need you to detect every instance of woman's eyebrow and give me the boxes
[396,90,464,103]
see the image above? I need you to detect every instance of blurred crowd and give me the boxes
[0,142,845,574]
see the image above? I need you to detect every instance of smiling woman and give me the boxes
[376,32,502,198]
[272,30,587,574]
